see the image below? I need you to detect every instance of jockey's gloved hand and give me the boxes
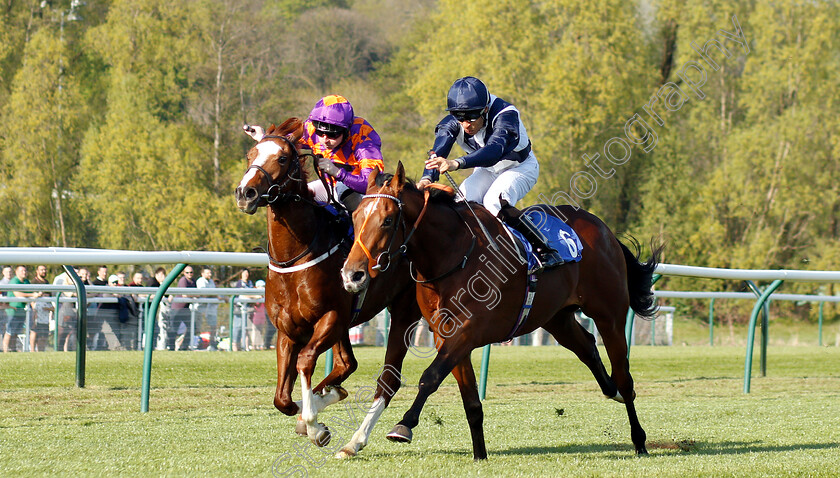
[316,156,341,177]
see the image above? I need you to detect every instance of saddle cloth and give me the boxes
[504,209,583,270]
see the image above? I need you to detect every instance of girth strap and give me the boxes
[504,273,538,342]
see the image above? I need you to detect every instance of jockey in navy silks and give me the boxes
[420,76,563,269]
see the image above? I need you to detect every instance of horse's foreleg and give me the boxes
[450,357,487,460]
[338,297,421,458]
[274,335,301,416]
[388,336,468,449]
[297,314,341,447]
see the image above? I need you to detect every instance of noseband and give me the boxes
[355,191,432,274]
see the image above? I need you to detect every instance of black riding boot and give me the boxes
[506,213,564,272]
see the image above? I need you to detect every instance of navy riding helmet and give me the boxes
[446,76,491,112]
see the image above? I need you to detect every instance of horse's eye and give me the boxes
[382,217,394,228]
[278,155,288,164]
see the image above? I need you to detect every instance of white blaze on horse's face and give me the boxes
[238,141,282,190]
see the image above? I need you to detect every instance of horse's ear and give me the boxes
[390,161,405,191]
[366,167,380,194]
[288,118,304,142]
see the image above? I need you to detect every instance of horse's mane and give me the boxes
[375,173,457,204]
[266,117,304,139]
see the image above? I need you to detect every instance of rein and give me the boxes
[356,188,477,283]
[354,192,422,274]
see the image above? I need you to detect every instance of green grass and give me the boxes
[2,346,839,477]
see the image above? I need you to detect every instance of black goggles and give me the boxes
[315,129,344,139]
[452,110,484,122]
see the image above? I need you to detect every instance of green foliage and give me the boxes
[1,26,88,246]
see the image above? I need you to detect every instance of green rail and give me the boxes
[141,263,186,412]
[478,344,491,400]
[709,297,715,346]
[625,273,662,357]
[63,266,87,388]
[743,279,784,394]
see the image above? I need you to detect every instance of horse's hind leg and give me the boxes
[450,357,487,460]
[587,304,648,455]
[541,311,617,399]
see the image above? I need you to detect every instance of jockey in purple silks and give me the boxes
[245,94,384,211]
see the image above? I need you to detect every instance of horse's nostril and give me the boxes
[352,271,365,283]
[245,187,258,200]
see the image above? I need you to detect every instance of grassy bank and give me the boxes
[2,346,839,476]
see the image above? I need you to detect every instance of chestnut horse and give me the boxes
[234,120,422,457]
[341,162,661,459]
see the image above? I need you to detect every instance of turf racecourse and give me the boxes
[2,346,839,477]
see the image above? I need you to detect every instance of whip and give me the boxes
[431,151,499,251]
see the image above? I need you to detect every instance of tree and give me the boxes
[0,26,87,246]
[77,0,261,251]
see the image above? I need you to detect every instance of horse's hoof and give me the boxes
[605,391,625,403]
[386,424,412,443]
[325,385,349,401]
[636,446,649,455]
[295,417,307,436]
[312,425,331,447]
[335,447,356,459]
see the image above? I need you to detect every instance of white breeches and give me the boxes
[308,180,350,203]
[459,154,539,216]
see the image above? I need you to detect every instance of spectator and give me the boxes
[4,266,40,353]
[91,274,122,350]
[112,272,138,349]
[148,267,168,350]
[251,279,268,350]
[168,266,196,350]
[128,272,145,287]
[149,267,166,288]
[195,267,219,350]
[29,265,52,351]
[77,268,91,285]
[256,280,275,350]
[88,266,109,350]
[0,266,11,320]
[52,268,80,352]
[233,269,256,351]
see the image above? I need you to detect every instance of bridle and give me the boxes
[354,192,423,274]
[354,188,476,282]
[245,134,316,204]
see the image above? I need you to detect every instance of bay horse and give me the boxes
[234,119,423,457]
[341,162,661,459]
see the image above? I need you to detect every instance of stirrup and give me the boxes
[534,249,564,273]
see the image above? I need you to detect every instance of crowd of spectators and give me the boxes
[0,265,268,352]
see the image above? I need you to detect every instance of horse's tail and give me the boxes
[619,237,663,319]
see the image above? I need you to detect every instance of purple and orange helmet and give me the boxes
[308,95,355,134]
